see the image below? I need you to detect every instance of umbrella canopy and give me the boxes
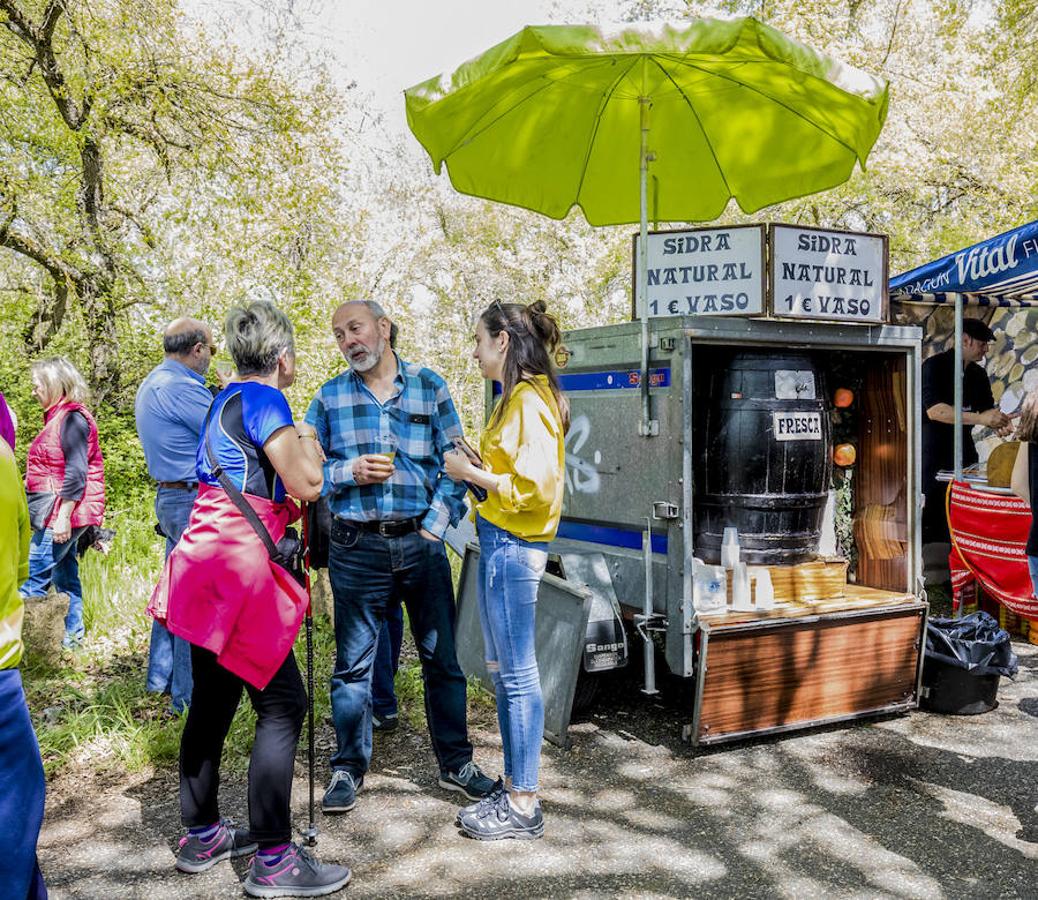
[404,18,889,226]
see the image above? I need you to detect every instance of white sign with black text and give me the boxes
[772,411,823,442]
[634,225,765,319]
[770,225,887,324]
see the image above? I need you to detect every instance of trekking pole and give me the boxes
[301,501,319,848]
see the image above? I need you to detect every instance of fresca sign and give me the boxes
[632,223,888,324]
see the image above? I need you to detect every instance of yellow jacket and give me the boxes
[0,446,30,670]
[476,375,565,543]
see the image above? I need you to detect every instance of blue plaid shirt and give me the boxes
[305,355,468,538]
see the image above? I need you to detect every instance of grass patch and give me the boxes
[926,583,952,617]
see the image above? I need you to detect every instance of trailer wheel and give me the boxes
[571,669,601,715]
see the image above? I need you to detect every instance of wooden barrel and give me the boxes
[695,352,831,565]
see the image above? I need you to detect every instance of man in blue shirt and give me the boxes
[307,300,494,814]
[135,318,219,713]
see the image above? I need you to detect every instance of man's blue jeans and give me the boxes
[476,516,547,792]
[146,486,195,712]
[327,522,471,779]
[372,604,403,720]
[21,525,88,647]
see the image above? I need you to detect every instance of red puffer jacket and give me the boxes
[24,400,106,529]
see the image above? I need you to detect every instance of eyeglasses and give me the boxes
[196,342,218,354]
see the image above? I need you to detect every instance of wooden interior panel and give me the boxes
[697,606,923,743]
[855,356,909,590]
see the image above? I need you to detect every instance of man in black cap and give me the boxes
[921,317,1012,545]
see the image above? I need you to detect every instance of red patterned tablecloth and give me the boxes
[947,481,1038,618]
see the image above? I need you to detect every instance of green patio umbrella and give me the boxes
[404,17,888,432]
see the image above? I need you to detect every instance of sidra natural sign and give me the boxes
[632,225,766,319]
[769,224,888,324]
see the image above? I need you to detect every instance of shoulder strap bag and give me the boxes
[203,406,305,585]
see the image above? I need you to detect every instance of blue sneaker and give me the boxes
[438,761,496,801]
[321,770,362,813]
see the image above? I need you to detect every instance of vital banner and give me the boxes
[890,218,1038,299]
[632,224,766,319]
[769,225,887,324]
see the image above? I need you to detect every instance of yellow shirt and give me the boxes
[0,445,30,670]
[476,376,565,543]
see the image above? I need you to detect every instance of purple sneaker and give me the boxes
[244,843,351,898]
[175,818,258,873]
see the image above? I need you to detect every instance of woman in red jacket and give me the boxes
[21,357,105,649]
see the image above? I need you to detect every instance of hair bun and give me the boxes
[526,300,561,350]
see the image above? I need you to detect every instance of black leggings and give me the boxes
[180,644,306,846]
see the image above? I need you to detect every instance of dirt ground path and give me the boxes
[39,642,1038,899]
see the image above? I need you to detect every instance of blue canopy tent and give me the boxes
[890,218,1038,480]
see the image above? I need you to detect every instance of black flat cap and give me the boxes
[962,317,995,342]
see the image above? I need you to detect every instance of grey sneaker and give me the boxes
[244,843,351,897]
[455,777,505,827]
[321,770,363,813]
[438,760,495,801]
[175,818,258,873]
[460,791,544,841]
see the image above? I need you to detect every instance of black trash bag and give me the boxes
[921,611,1018,715]
[925,611,1018,678]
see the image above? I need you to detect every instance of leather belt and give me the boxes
[157,481,199,491]
[352,516,423,537]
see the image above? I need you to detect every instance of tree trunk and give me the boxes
[79,276,120,406]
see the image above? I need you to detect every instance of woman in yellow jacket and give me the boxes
[444,299,567,841]
[1,431,48,897]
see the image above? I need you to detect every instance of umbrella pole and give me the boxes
[952,294,963,619]
[638,96,657,438]
[636,95,660,697]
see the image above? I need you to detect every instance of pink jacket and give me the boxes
[148,483,307,689]
[25,400,106,529]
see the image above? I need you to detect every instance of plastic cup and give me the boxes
[378,434,398,463]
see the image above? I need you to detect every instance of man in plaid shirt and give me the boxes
[306,300,495,815]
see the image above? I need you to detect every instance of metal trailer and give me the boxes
[453,315,927,748]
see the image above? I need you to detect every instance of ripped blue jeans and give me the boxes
[476,516,547,792]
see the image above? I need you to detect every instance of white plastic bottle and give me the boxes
[693,559,727,613]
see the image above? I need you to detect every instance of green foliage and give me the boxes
[0,0,349,406]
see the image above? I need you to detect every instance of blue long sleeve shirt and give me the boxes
[305,355,467,538]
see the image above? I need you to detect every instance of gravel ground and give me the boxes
[39,641,1038,899]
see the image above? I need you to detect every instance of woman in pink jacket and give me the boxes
[151,301,351,898]
[21,357,105,649]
